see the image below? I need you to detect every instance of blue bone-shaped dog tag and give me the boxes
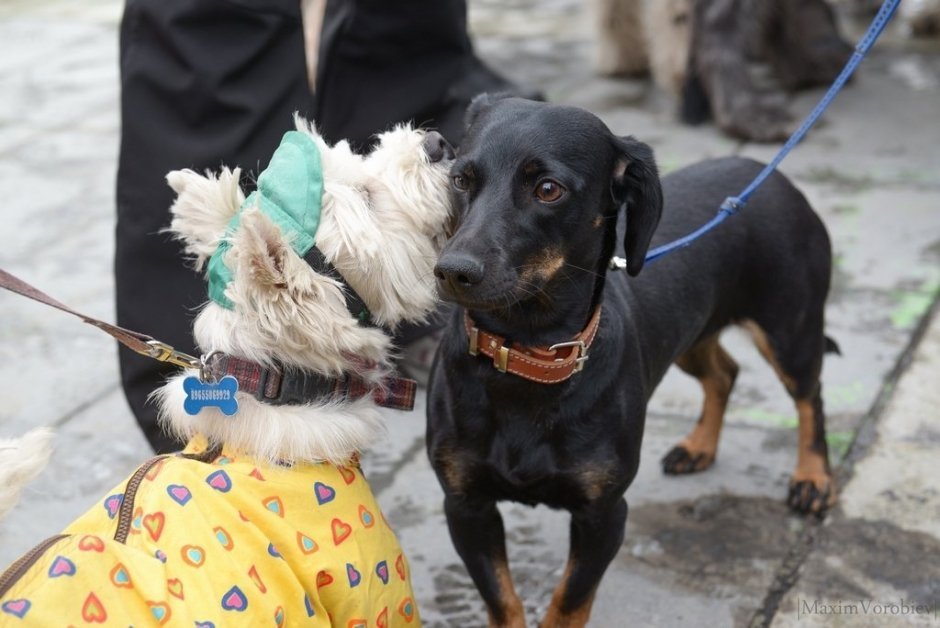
[183,375,239,416]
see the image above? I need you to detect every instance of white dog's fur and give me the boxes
[0,118,451,515]
[0,428,54,518]
[156,117,452,465]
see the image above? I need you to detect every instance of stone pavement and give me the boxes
[0,1,938,626]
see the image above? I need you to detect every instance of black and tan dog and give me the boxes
[426,96,839,627]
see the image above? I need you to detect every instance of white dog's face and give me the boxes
[166,120,454,374]
[318,124,455,327]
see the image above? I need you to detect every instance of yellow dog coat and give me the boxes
[0,440,418,626]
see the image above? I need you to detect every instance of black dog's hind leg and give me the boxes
[663,335,739,474]
[444,496,526,627]
[541,499,628,628]
[791,387,834,514]
[744,321,835,515]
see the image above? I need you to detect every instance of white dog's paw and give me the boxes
[0,427,55,519]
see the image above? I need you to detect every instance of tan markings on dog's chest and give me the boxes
[519,247,565,283]
[577,464,617,502]
[434,445,473,495]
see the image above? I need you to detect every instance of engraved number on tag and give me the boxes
[183,375,239,416]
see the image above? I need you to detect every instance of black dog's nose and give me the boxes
[434,252,485,288]
[423,131,455,163]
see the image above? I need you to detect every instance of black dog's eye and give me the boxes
[452,174,469,191]
[535,179,565,203]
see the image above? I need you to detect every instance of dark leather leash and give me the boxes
[0,268,200,369]
[0,268,416,411]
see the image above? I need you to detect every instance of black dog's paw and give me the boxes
[661,446,715,475]
[787,477,836,517]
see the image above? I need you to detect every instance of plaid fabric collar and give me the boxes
[204,353,416,412]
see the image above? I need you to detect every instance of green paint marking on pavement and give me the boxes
[898,168,937,186]
[825,381,866,408]
[831,203,861,216]
[803,166,874,192]
[657,157,682,175]
[890,277,940,330]
[927,239,940,258]
[741,408,797,429]
[825,431,854,460]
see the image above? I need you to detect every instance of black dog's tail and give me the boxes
[824,335,842,356]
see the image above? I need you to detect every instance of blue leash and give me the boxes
[630,0,901,267]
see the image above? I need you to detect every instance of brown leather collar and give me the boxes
[464,306,602,384]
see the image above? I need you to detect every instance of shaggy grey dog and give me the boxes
[592,0,853,142]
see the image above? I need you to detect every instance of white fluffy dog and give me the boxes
[0,119,453,626]
[156,117,453,465]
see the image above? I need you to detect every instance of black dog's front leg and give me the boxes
[541,498,628,628]
[444,495,526,627]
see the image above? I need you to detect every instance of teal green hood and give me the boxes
[207,131,324,309]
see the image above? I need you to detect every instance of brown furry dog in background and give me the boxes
[592,0,853,142]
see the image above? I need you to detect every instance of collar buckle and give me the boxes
[547,339,589,373]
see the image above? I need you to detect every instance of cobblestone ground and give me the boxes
[1,1,938,625]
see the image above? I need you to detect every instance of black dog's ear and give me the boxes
[464,92,514,130]
[611,136,663,276]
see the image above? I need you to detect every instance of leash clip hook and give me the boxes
[199,350,225,383]
[145,340,201,370]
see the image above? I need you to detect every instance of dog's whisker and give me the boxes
[562,262,606,280]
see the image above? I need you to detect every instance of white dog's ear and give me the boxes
[166,167,245,271]
[238,209,291,289]
[228,209,354,333]
[233,209,344,302]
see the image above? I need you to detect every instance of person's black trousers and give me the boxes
[116,0,474,452]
